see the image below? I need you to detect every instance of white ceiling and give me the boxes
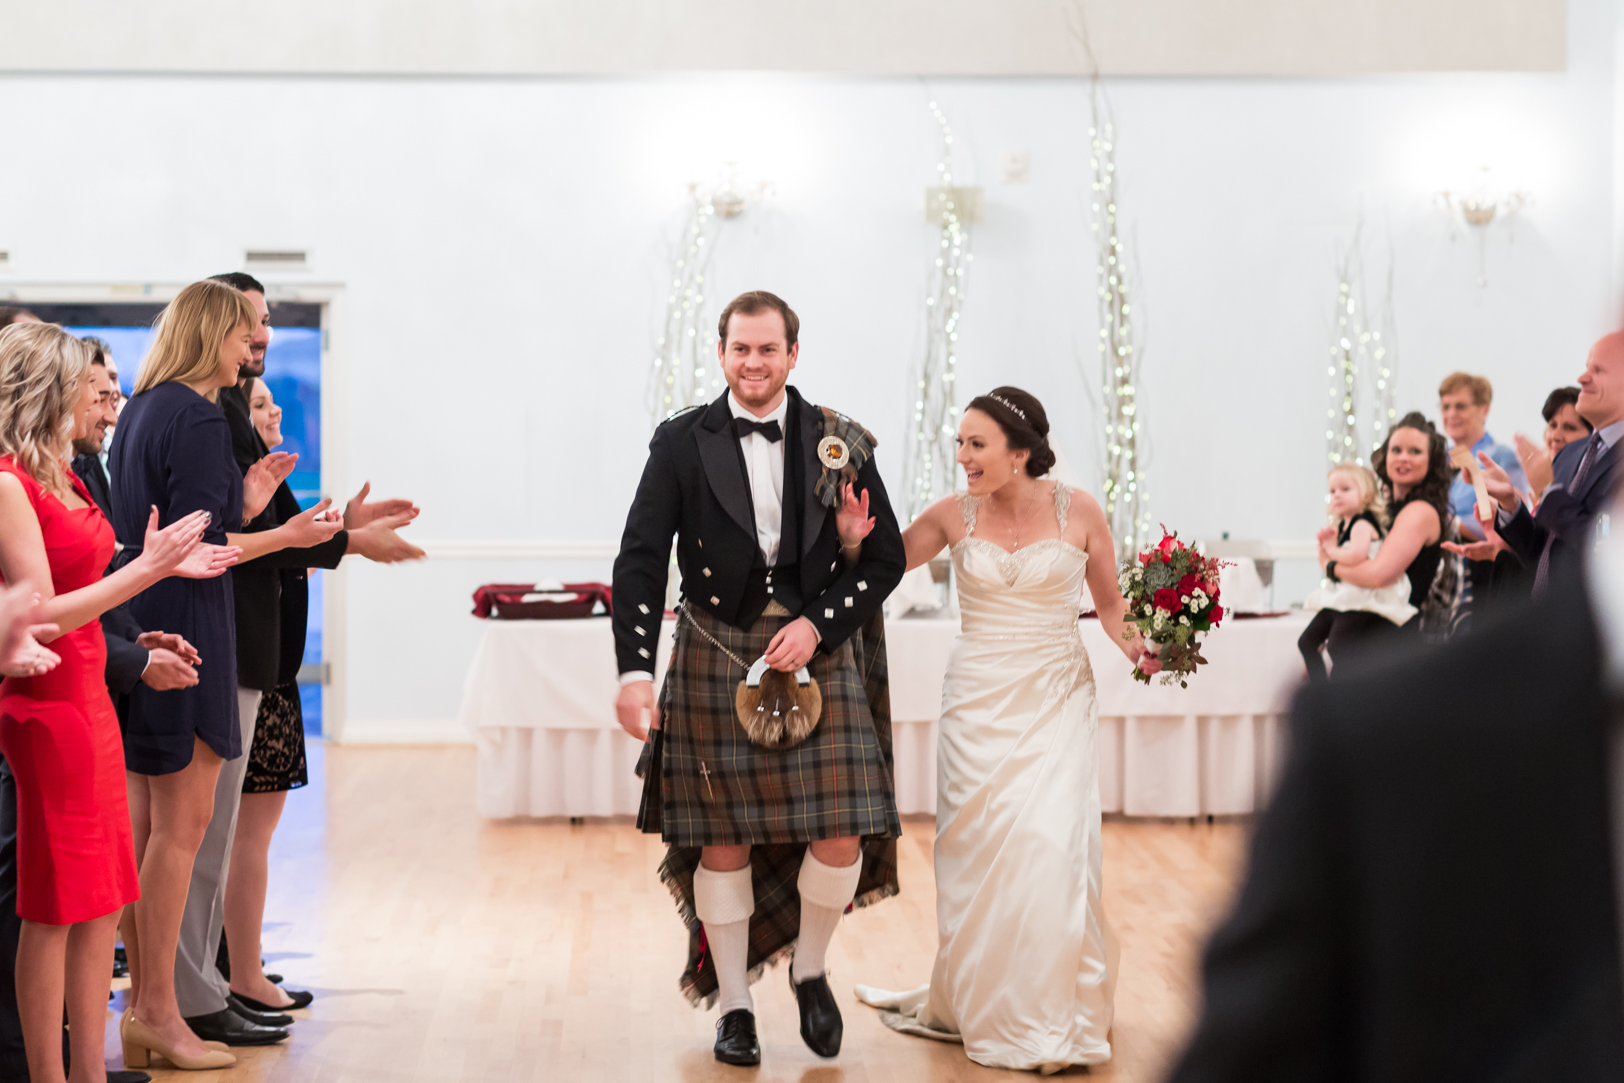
[0,0,1566,76]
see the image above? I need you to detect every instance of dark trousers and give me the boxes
[1299,609,1398,682]
[0,758,26,1082]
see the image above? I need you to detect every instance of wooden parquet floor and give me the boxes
[109,744,1248,1083]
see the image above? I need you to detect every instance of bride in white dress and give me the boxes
[839,387,1159,1074]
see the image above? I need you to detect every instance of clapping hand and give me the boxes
[137,507,214,578]
[283,498,345,548]
[137,630,201,666]
[835,483,874,552]
[344,481,420,530]
[1476,452,1521,513]
[1514,433,1554,496]
[348,512,426,564]
[0,583,59,678]
[141,648,199,690]
[243,451,298,521]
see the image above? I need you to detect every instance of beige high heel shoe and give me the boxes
[120,1011,236,1070]
[120,1009,227,1054]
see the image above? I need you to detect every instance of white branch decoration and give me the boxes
[1072,3,1149,559]
[646,169,767,428]
[903,100,973,521]
[1326,218,1398,467]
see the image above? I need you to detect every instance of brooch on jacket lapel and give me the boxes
[813,406,878,508]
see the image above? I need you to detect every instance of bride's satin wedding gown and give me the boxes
[857,486,1118,1072]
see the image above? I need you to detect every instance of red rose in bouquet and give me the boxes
[1117,527,1231,688]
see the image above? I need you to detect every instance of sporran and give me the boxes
[678,603,823,750]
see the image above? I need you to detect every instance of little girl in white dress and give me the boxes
[1299,463,1416,680]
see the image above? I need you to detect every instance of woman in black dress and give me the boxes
[109,281,342,1066]
[1316,412,1454,667]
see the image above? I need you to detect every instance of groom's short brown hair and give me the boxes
[718,291,799,350]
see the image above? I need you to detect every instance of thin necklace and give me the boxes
[1003,483,1044,551]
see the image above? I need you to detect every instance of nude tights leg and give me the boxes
[223,789,289,1007]
[15,909,119,1083]
[127,737,222,1059]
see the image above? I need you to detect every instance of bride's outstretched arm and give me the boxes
[1075,490,1159,673]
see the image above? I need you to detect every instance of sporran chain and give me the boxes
[676,602,749,669]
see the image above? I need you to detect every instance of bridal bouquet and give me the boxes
[1118,529,1227,688]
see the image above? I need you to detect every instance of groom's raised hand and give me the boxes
[615,679,660,742]
[835,483,875,551]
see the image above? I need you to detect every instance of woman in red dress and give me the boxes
[0,322,239,1081]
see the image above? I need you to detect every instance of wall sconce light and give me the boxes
[697,162,771,220]
[1436,166,1531,287]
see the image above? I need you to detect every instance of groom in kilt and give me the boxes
[613,291,906,1066]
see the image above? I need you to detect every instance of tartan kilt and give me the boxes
[636,604,901,1006]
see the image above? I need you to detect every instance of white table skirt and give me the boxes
[458,612,1313,819]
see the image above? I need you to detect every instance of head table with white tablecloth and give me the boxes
[457,612,1314,819]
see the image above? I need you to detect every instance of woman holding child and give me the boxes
[1304,412,1452,678]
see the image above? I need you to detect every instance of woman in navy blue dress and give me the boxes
[108,280,341,1069]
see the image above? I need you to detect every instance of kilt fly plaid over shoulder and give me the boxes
[612,385,907,1005]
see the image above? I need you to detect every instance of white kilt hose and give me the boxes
[638,606,901,1006]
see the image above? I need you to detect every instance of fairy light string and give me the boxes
[1325,222,1397,466]
[903,100,972,520]
[646,183,728,427]
[1089,98,1149,559]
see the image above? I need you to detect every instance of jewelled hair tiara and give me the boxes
[988,394,1026,421]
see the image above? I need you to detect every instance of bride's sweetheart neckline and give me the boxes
[953,535,1089,562]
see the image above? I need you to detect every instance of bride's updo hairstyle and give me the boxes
[967,386,1056,478]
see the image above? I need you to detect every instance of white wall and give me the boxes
[0,0,1616,738]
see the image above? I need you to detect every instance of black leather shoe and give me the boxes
[109,1071,152,1083]
[713,1009,760,1066]
[234,987,313,1012]
[790,971,843,1057]
[181,1008,290,1046]
[227,993,293,1026]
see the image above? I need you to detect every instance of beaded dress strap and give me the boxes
[1054,484,1071,536]
[955,491,980,537]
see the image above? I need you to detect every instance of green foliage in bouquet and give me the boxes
[1117,527,1229,688]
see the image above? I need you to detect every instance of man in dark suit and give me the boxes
[70,348,201,702]
[613,291,906,1067]
[1481,331,1624,595]
[1168,498,1624,1080]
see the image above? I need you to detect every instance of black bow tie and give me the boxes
[733,417,783,442]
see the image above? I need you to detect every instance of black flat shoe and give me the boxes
[182,1008,290,1046]
[108,1071,152,1083]
[227,993,293,1027]
[234,987,313,1012]
[713,1008,760,1066]
[790,971,843,1058]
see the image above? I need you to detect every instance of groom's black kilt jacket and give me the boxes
[612,387,905,675]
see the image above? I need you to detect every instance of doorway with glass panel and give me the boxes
[26,300,330,736]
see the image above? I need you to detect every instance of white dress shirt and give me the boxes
[728,392,789,566]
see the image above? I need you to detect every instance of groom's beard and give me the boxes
[728,372,787,411]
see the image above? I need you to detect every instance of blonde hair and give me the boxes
[0,323,93,496]
[1328,463,1388,529]
[133,280,258,400]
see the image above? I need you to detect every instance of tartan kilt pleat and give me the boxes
[636,604,901,1007]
